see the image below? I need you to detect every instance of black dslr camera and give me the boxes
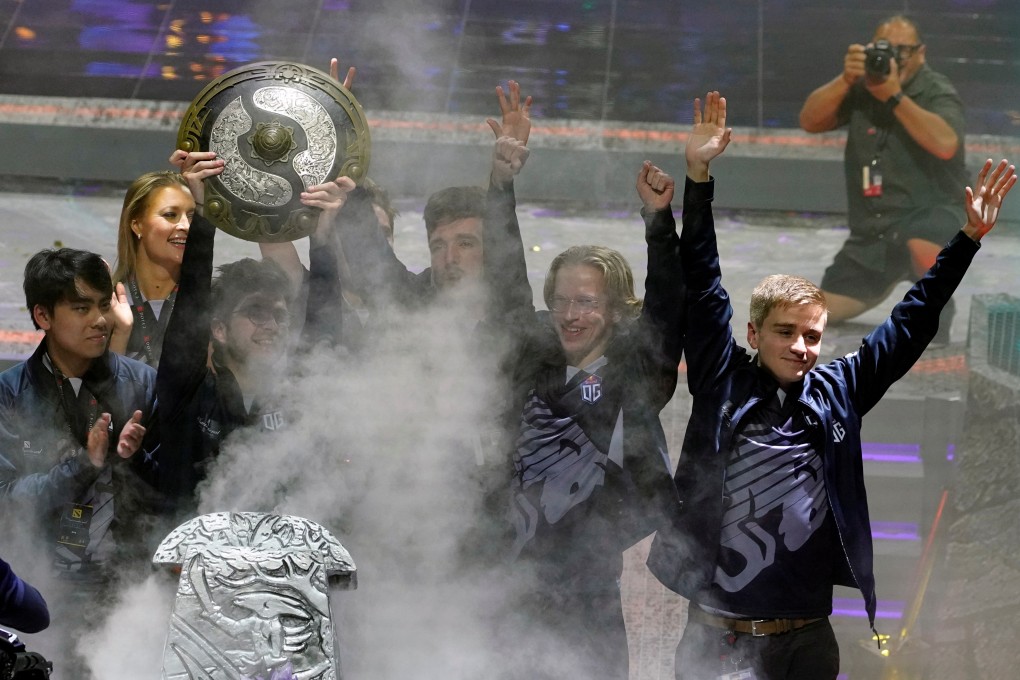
[0,629,51,680]
[865,39,897,78]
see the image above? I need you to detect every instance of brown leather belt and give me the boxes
[688,606,823,636]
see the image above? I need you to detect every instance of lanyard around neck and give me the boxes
[127,274,178,365]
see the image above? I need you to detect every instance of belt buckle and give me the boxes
[750,619,770,637]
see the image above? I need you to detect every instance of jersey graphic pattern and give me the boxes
[715,419,828,592]
[509,390,611,556]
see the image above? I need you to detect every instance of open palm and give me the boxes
[487,79,532,144]
[964,159,1016,241]
[686,91,732,168]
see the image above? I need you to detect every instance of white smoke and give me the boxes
[74,290,524,679]
[194,301,510,680]
[78,575,174,679]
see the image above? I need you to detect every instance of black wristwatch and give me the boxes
[887,91,904,112]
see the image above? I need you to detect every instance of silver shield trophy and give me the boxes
[177,61,371,242]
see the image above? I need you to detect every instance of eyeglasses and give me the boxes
[549,296,601,315]
[235,304,290,327]
[893,43,923,60]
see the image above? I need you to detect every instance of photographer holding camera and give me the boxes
[800,15,967,343]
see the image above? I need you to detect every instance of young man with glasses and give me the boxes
[490,136,686,680]
[153,154,351,511]
[799,14,967,344]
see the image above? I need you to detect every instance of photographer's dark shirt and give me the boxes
[839,63,967,237]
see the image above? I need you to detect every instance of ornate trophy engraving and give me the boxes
[177,62,371,242]
[154,512,356,680]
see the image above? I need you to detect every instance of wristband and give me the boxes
[887,91,904,112]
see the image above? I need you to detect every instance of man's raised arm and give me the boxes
[678,92,741,395]
[484,80,534,322]
[800,43,866,132]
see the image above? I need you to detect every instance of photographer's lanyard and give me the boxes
[863,126,890,198]
[126,274,177,366]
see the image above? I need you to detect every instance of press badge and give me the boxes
[862,157,883,197]
[56,502,93,556]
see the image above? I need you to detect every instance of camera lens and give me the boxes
[865,40,894,78]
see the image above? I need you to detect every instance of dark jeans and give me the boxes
[675,616,839,680]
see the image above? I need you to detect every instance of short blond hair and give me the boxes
[749,274,827,329]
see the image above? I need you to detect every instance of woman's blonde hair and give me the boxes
[112,171,190,284]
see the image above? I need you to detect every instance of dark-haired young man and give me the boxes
[338,182,488,320]
[154,154,350,509]
[0,248,156,578]
[336,81,532,330]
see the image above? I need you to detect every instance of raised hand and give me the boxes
[169,150,224,209]
[302,176,358,236]
[636,161,675,213]
[491,136,531,187]
[486,79,533,144]
[106,281,134,355]
[842,44,867,86]
[686,91,732,182]
[963,159,1016,241]
[116,410,146,459]
[329,58,356,90]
